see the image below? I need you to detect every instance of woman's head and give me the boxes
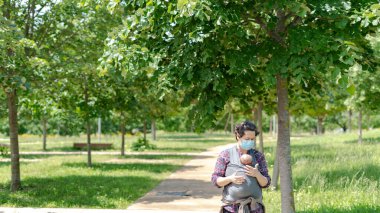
[235,121,259,150]
[234,120,260,141]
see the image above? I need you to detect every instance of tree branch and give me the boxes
[254,16,286,47]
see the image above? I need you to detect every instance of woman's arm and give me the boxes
[212,150,231,187]
[244,151,271,188]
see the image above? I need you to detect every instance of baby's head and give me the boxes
[240,154,252,165]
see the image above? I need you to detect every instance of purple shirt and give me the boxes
[211,146,271,213]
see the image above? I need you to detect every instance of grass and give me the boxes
[3,131,232,152]
[0,131,230,208]
[0,129,379,212]
[0,154,192,208]
[264,129,380,213]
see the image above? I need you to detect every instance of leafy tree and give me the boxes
[100,1,378,211]
[37,0,122,166]
[0,0,48,191]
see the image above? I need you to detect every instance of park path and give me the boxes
[0,144,234,213]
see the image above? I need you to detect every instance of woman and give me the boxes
[211,121,271,213]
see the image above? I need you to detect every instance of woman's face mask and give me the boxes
[238,131,256,150]
[240,139,255,150]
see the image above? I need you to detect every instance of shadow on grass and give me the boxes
[0,175,158,208]
[19,154,54,160]
[45,146,79,152]
[344,137,380,145]
[0,161,11,167]
[290,143,337,163]
[158,135,204,139]
[62,162,191,173]
[155,147,207,152]
[0,161,35,167]
[323,164,380,182]
[299,205,380,213]
[294,163,380,189]
[119,154,196,160]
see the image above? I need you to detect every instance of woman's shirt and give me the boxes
[211,146,271,213]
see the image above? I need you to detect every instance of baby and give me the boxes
[223,153,262,202]
[240,153,253,165]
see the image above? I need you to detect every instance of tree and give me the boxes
[100,1,377,211]
[38,0,122,166]
[0,0,48,191]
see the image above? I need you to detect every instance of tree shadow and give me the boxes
[293,163,380,190]
[0,161,11,167]
[159,135,204,139]
[19,154,54,160]
[119,154,201,160]
[44,146,80,152]
[0,175,158,208]
[344,137,380,145]
[323,164,380,182]
[290,143,337,163]
[62,162,196,173]
[155,147,207,152]
[298,204,380,213]
[125,177,222,204]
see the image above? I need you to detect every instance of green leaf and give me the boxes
[346,84,356,95]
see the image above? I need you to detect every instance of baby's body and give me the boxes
[224,153,261,201]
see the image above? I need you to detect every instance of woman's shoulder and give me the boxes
[252,149,265,158]
[219,145,235,157]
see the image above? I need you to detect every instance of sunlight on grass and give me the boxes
[1,129,379,211]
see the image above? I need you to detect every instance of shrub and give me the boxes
[0,145,9,157]
[131,138,156,151]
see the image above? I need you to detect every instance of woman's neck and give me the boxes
[236,145,248,154]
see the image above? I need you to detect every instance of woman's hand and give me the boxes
[229,172,245,184]
[244,164,261,177]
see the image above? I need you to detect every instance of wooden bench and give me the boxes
[73,143,112,150]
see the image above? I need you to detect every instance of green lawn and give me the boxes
[5,131,231,152]
[0,132,232,208]
[264,130,380,213]
[0,130,379,212]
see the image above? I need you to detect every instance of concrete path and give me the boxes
[0,144,234,213]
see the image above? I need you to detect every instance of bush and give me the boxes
[131,138,156,151]
[0,145,9,157]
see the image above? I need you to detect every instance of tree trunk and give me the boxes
[42,118,47,151]
[271,147,280,190]
[257,101,264,153]
[121,119,126,156]
[358,110,363,144]
[143,120,147,141]
[224,113,231,133]
[230,113,234,134]
[316,116,323,135]
[348,109,352,132]
[84,86,92,167]
[276,75,295,213]
[273,115,277,137]
[97,117,101,143]
[86,119,92,167]
[151,118,156,141]
[6,89,21,192]
[269,116,273,136]
[252,107,258,125]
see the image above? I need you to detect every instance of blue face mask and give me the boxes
[240,139,255,150]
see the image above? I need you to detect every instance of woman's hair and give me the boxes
[234,120,260,141]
